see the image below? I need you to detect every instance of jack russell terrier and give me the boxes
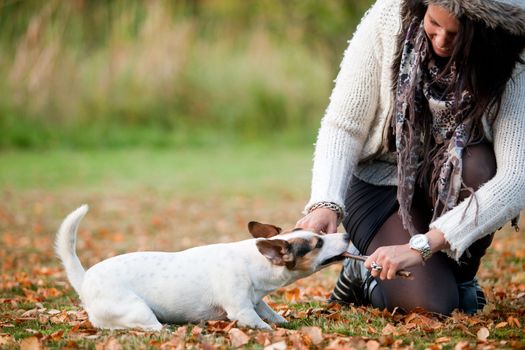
[55,205,350,330]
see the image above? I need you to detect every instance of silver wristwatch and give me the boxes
[409,234,432,261]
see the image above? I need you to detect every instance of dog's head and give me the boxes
[248,222,350,272]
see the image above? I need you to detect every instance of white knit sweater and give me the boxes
[305,0,525,261]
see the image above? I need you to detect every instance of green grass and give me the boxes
[0,146,313,197]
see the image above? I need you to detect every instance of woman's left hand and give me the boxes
[364,244,423,280]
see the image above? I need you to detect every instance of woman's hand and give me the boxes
[364,244,423,280]
[295,208,338,234]
[363,229,449,280]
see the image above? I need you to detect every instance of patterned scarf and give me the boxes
[394,19,474,235]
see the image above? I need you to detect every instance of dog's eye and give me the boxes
[315,238,324,249]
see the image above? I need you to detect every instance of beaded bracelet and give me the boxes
[307,201,344,222]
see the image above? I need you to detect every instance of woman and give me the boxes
[296,0,525,315]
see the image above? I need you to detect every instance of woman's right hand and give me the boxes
[295,208,339,234]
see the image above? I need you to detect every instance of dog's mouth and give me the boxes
[319,253,346,267]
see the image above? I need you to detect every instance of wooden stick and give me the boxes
[342,252,413,279]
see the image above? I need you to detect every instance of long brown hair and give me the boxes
[393,1,525,133]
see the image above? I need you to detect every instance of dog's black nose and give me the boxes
[343,232,351,242]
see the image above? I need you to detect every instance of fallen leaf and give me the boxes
[264,340,287,350]
[175,326,187,338]
[435,337,451,344]
[454,340,471,350]
[207,320,237,333]
[96,337,122,350]
[255,332,271,346]
[476,327,489,342]
[366,340,380,350]
[381,323,399,336]
[191,325,203,338]
[48,329,65,341]
[300,326,323,345]
[0,334,13,346]
[284,288,300,303]
[228,328,250,348]
[289,332,310,350]
[159,335,185,350]
[508,316,522,328]
[20,336,42,350]
[495,322,508,329]
[378,335,394,346]
[426,344,442,350]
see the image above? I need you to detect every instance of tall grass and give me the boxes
[0,0,372,149]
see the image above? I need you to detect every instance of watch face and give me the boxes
[411,235,427,249]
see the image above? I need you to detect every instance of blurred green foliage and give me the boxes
[0,0,373,149]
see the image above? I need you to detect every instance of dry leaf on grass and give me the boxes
[381,323,399,336]
[435,336,451,344]
[454,340,471,350]
[284,287,301,303]
[476,327,490,342]
[264,340,287,350]
[228,328,250,348]
[95,337,122,350]
[299,326,323,345]
[366,339,380,350]
[0,334,14,346]
[20,336,43,350]
[255,332,271,346]
[495,321,508,328]
[206,320,237,333]
[508,316,522,328]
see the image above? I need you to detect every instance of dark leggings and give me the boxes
[343,143,496,314]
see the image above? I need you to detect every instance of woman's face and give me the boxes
[423,4,460,58]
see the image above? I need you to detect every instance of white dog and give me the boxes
[55,205,349,330]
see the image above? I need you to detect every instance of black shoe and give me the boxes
[329,245,376,306]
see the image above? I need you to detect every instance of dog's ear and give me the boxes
[248,221,282,238]
[255,239,294,266]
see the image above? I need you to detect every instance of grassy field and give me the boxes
[0,148,524,349]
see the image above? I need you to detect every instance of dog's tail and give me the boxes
[55,204,89,295]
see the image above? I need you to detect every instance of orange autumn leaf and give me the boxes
[300,326,323,345]
[454,340,471,350]
[435,337,451,344]
[284,287,300,303]
[20,336,43,350]
[381,323,399,336]
[255,332,271,346]
[48,329,64,341]
[95,337,122,350]
[191,325,203,338]
[207,320,237,333]
[0,334,13,346]
[508,316,522,328]
[228,328,250,348]
[366,340,380,350]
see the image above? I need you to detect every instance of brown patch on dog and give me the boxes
[256,239,293,266]
[256,235,329,270]
[286,236,323,271]
[248,222,282,238]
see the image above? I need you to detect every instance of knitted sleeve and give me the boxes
[430,70,525,261]
[304,0,392,214]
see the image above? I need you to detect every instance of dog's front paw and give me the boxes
[270,314,287,324]
[238,319,272,330]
